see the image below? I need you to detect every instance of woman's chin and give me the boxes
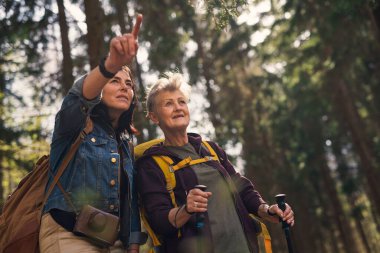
[166,124,188,133]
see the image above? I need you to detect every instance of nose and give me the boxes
[120,83,127,90]
[173,101,185,111]
[120,81,133,91]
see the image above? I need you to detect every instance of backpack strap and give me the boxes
[43,117,94,206]
[140,208,162,247]
[202,141,219,160]
[151,140,219,206]
[166,141,219,172]
[260,222,272,253]
[152,156,178,207]
[134,138,164,159]
[139,140,220,248]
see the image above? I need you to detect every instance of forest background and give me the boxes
[1,0,380,252]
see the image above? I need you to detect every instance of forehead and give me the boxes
[115,70,131,80]
[155,89,186,102]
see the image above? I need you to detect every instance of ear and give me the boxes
[148,111,159,125]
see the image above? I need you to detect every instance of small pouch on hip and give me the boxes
[73,205,119,248]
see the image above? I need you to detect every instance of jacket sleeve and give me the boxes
[53,74,101,138]
[208,142,266,216]
[136,157,178,236]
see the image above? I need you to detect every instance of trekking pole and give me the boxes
[275,194,294,253]
[195,185,207,253]
[194,185,207,229]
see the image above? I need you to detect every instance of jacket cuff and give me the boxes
[129,232,148,245]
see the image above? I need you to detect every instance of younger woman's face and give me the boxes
[102,70,134,118]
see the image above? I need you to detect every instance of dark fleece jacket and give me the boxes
[136,133,266,253]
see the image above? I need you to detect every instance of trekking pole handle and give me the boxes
[195,185,207,192]
[275,193,294,253]
[194,185,207,229]
[275,193,289,228]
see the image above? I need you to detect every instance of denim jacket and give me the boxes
[43,75,143,246]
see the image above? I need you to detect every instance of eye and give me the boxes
[179,99,187,105]
[164,101,173,107]
[125,81,133,89]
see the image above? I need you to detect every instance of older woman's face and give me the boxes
[102,70,134,115]
[150,89,190,133]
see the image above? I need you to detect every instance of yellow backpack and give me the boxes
[135,139,272,253]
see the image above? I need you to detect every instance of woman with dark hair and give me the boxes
[39,15,146,253]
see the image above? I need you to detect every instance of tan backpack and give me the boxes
[0,118,93,253]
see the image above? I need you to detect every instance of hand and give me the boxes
[268,203,295,226]
[126,243,139,253]
[186,188,212,213]
[106,14,143,72]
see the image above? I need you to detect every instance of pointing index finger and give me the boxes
[132,14,143,38]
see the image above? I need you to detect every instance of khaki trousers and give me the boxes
[39,213,125,253]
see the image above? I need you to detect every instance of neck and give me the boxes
[111,118,118,129]
[108,110,121,129]
[163,130,188,146]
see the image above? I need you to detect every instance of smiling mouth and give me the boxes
[117,96,129,102]
[173,115,184,119]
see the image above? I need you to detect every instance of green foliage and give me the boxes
[203,0,248,29]
[1,0,53,75]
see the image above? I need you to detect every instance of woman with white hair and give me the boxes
[136,72,295,253]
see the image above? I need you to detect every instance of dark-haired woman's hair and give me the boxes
[117,97,138,135]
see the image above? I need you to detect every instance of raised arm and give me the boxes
[82,14,143,100]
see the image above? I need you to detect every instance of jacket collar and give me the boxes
[139,133,203,159]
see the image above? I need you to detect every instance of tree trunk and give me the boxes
[57,0,74,95]
[115,0,128,34]
[0,164,3,211]
[329,76,380,221]
[132,57,157,143]
[190,22,224,138]
[0,72,5,211]
[304,105,362,253]
[354,215,372,253]
[312,177,342,253]
[318,160,360,253]
[367,3,380,43]
[83,0,106,68]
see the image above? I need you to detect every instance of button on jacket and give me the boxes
[43,75,142,245]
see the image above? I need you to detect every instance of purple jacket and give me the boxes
[136,133,266,253]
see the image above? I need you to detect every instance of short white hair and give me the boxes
[146,72,191,113]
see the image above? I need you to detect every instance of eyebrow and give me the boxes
[111,76,133,85]
[111,76,122,82]
[161,97,186,102]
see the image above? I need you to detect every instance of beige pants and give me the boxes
[39,213,125,253]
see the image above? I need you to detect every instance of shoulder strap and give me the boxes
[152,156,177,207]
[43,117,93,205]
[140,139,220,248]
[260,221,272,253]
[152,140,219,206]
[134,138,164,159]
[201,141,219,161]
